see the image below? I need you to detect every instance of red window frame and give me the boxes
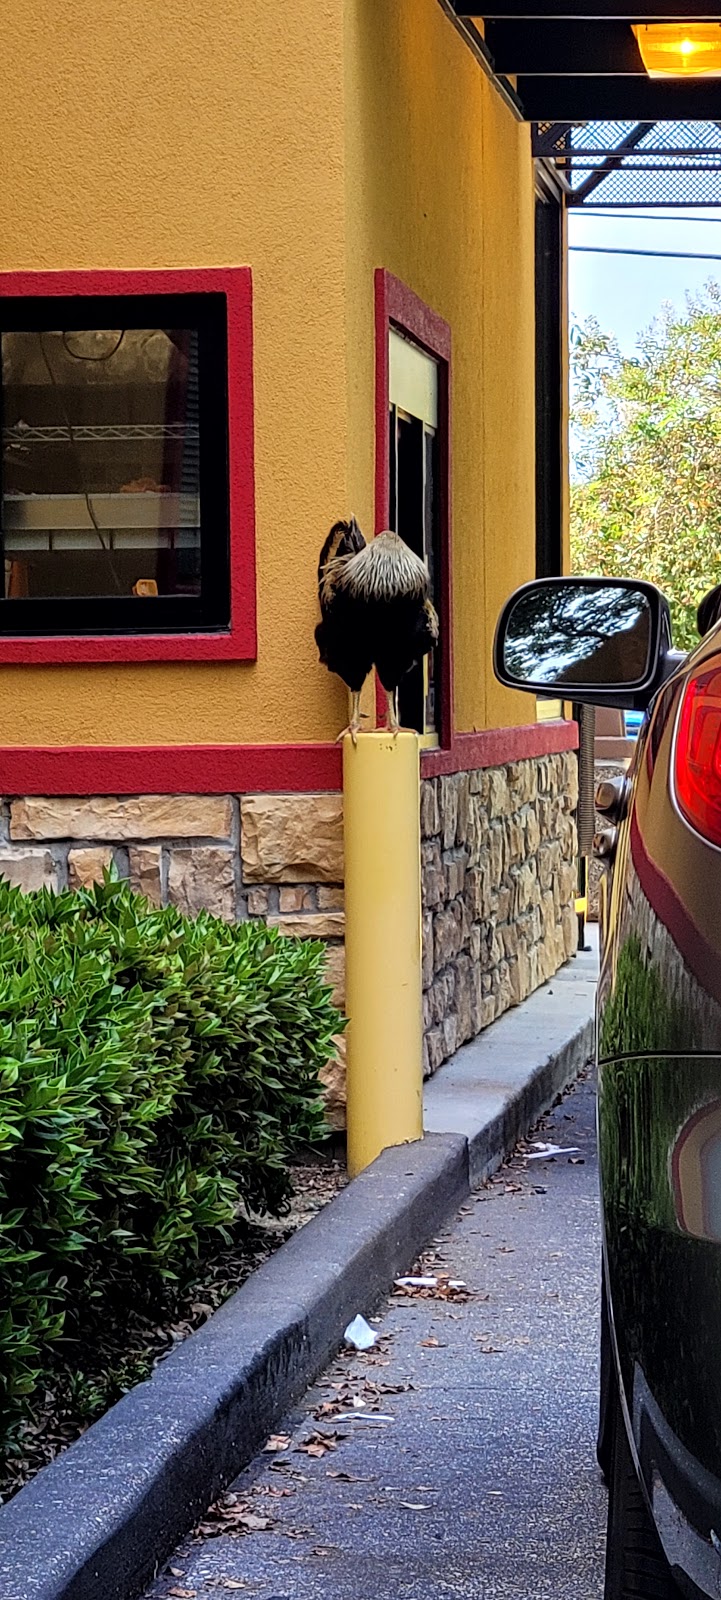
[0,267,256,663]
[374,268,453,747]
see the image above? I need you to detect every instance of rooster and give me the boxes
[315,517,439,740]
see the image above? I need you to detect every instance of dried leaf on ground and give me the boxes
[195,1491,277,1538]
[296,1429,346,1458]
[420,1337,446,1348]
[263,1433,291,1452]
[313,1391,355,1420]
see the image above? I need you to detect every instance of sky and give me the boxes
[568,206,721,355]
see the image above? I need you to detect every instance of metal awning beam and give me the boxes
[454,3,721,14]
[519,74,721,115]
[486,19,648,70]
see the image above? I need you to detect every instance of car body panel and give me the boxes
[598,632,721,1596]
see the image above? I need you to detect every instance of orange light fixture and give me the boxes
[633,22,721,77]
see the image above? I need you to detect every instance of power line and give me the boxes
[573,210,721,225]
[570,244,721,261]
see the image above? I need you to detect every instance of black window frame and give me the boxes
[535,190,564,581]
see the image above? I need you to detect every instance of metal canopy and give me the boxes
[451,4,721,119]
[448,4,721,201]
[534,120,721,204]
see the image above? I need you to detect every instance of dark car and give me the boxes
[494,575,721,1600]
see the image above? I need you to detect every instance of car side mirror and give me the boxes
[493,576,673,711]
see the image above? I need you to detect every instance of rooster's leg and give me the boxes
[336,690,363,746]
[386,688,400,737]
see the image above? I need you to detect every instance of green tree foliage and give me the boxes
[571,286,721,652]
[0,875,341,1454]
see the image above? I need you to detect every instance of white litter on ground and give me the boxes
[344,1313,379,1350]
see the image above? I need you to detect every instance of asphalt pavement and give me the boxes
[145,1071,606,1600]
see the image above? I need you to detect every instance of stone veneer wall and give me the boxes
[0,755,578,1123]
[420,752,579,1076]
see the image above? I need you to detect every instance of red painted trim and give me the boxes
[374,271,392,544]
[0,267,257,663]
[0,744,343,796]
[0,723,575,795]
[421,721,577,778]
[629,808,721,1007]
[374,270,453,744]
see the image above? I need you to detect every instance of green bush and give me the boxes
[0,874,341,1451]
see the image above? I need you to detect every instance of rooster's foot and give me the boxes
[336,718,366,747]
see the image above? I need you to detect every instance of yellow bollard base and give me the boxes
[342,730,424,1176]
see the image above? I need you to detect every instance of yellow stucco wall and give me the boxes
[0,0,351,746]
[343,0,537,733]
[0,0,537,748]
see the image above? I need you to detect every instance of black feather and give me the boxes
[373,594,439,692]
[315,520,439,698]
[316,518,373,693]
[317,516,366,585]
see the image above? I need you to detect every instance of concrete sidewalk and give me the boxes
[425,927,598,1179]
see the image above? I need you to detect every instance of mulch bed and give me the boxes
[0,1150,347,1506]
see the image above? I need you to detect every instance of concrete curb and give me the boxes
[463,1013,594,1182]
[0,951,596,1600]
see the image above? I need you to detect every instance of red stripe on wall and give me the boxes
[0,723,576,796]
[421,722,578,778]
[0,745,343,796]
[629,807,721,1008]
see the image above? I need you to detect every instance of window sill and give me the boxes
[0,626,256,665]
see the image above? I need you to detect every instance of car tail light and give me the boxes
[675,662,721,844]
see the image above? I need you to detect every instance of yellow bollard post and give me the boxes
[343,729,423,1176]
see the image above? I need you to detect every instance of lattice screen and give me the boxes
[533,121,721,206]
